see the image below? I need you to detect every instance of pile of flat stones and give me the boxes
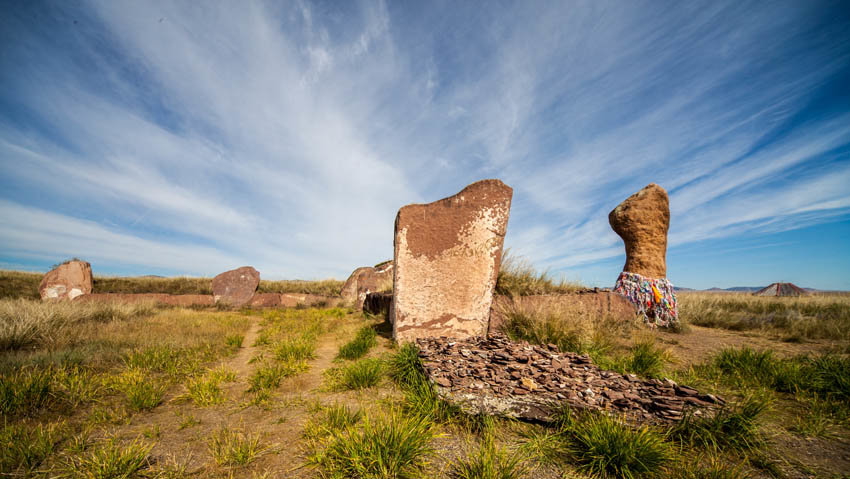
[416,334,724,424]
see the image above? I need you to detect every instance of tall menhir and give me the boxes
[609,183,678,327]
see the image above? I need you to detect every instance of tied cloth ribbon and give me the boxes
[613,271,679,328]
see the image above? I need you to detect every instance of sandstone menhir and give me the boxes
[340,261,393,309]
[392,179,512,343]
[39,260,93,300]
[608,183,670,278]
[212,266,260,307]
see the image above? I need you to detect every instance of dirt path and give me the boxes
[657,325,841,367]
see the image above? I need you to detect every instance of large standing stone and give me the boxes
[392,179,513,343]
[212,266,260,307]
[340,261,393,309]
[608,183,670,278]
[39,260,93,300]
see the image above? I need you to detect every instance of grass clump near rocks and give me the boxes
[307,407,434,479]
[387,343,468,425]
[495,251,583,297]
[564,411,671,479]
[451,425,529,479]
[337,325,377,360]
[670,395,769,453]
[624,339,671,379]
[327,358,384,391]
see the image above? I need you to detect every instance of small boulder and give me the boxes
[212,266,260,307]
[39,260,92,300]
[608,183,669,278]
[340,261,393,309]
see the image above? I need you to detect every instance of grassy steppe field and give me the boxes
[0,270,345,300]
[1,271,849,478]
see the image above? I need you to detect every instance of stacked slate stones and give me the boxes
[416,334,723,423]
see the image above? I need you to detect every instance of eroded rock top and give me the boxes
[416,334,723,423]
[608,183,670,279]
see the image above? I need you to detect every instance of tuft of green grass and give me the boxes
[114,369,167,411]
[670,394,769,452]
[275,336,316,362]
[450,431,529,479]
[0,421,65,473]
[567,412,670,479]
[225,334,244,348]
[0,368,54,417]
[387,344,465,424]
[186,375,224,406]
[304,403,363,440]
[336,358,384,390]
[53,366,102,407]
[336,326,377,360]
[208,427,265,467]
[307,408,434,479]
[62,438,153,478]
[388,343,426,388]
[625,340,670,378]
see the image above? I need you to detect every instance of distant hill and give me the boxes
[673,286,833,293]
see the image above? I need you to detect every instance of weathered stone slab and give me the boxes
[280,293,336,308]
[212,266,260,307]
[488,291,637,334]
[608,183,670,278]
[416,334,723,424]
[76,293,214,306]
[249,293,282,308]
[40,260,93,300]
[340,261,393,309]
[392,179,512,343]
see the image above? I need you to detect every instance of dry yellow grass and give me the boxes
[677,291,850,341]
[494,251,584,297]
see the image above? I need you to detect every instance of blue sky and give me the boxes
[1,0,849,290]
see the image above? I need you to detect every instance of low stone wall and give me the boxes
[76,293,214,306]
[417,334,723,424]
[76,292,338,308]
[489,290,637,334]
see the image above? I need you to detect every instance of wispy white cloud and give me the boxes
[0,0,847,285]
